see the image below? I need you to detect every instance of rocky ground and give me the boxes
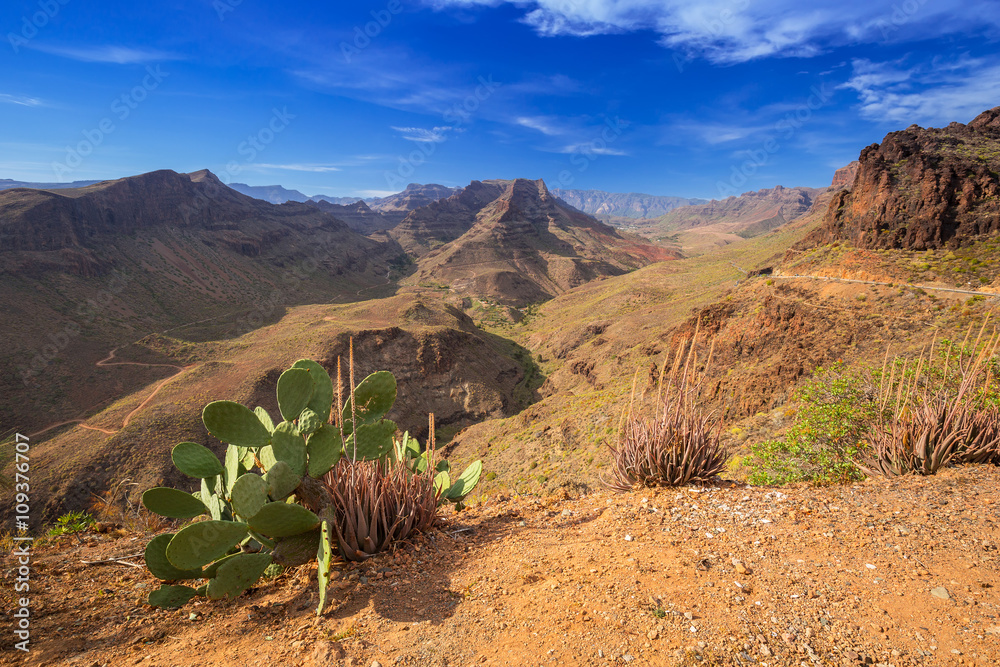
[3,466,999,667]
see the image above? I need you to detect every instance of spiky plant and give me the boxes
[324,457,438,561]
[860,322,1000,476]
[604,326,727,491]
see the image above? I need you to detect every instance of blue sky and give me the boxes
[2,0,998,199]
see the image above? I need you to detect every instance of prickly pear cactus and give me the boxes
[140,357,486,615]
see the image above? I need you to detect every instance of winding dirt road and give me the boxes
[28,349,192,440]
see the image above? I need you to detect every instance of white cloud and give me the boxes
[29,44,182,64]
[0,94,43,107]
[557,143,628,156]
[842,56,1000,125]
[516,116,563,135]
[253,163,342,172]
[424,0,1000,64]
[391,126,457,142]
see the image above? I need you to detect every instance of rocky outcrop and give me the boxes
[831,161,859,190]
[368,183,463,225]
[307,199,394,234]
[811,107,1000,249]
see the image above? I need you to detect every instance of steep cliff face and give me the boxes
[406,178,679,305]
[812,107,1000,250]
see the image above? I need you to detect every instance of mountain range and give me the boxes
[5,107,1000,527]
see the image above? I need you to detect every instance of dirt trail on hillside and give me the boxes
[27,348,191,439]
[5,466,999,667]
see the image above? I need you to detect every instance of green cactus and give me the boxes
[306,425,342,477]
[342,371,396,434]
[249,502,320,538]
[230,473,268,519]
[205,553,273,600]
[148,584,199,609]
[254,406,275,432]
[140,356,485,616]
[271,528,322,567]
[297,407,323,435]
[292,359,335,422]
[271,421,307,476]
[172,442,225,478]
[444,460,483,503]
[345,420,397,461]
[277,367,314,421]
[141,487,208,519]
[144,534,203,580]
[203,401,271,448]
[317,519,333,617]
[165,520,249,570]
[265,461,301,500]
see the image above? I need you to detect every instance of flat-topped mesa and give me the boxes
[810,106,1000,250]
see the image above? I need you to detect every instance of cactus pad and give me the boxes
[345,420,397,461]
[292,359,334,422]
[148,584,199,609]
[203,401,271,448]
[446,460,483,500]
[144,534,203,580]
[205,552,273,600]
[306,425,342,478]
[276,367,313,421]
[342,371,396,433]
[248,502,320,537]
[165,520,249,570]
[142,487,209,519]
[271,528,322,567]
[171,442,224,479]
[297,407,323,435]
[231,472,268,519]
[271,421,307,476]
[254,406,275,432]
[265,460,301,500]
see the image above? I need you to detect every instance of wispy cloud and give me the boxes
[424,0,1000,64]
[253,163,342,172]
[555,143,628,156]
[391,126,457,142]
[29,44,182,64]
[0,94,43,107]
[842,56,1000,125]
[516,116,563,135]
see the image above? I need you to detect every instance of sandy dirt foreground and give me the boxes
[2,467,999,667]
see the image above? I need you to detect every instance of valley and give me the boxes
[2,102,1000,667]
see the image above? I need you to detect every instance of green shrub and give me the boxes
[49,511,94,536]
[747,362,874,485]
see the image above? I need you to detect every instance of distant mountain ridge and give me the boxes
[0,178,102,191]
[552,188,705,219]
[400,178,680,305]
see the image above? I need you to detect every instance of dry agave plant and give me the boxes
[604,326,727,491]
[860,322,1000,476]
